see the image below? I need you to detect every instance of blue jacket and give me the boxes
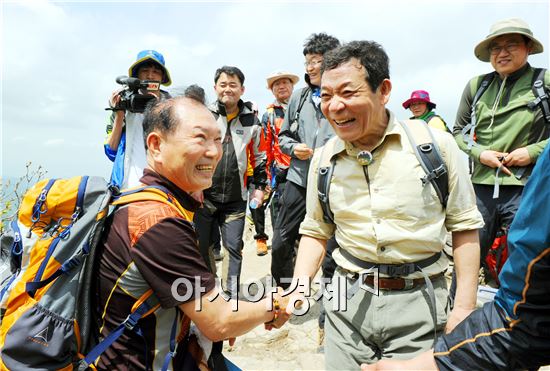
[495,142,550,322]
[104,129,126,189]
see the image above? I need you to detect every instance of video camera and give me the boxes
[108,76,160,113]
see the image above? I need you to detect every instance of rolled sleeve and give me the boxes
[441,132,484,232]
[104,142,117,161]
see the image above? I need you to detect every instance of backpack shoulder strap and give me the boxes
[472,72,496,107]
[461,72,496,148]
[317,139,339,224]
[399,120,449,207]
[82,289,165,369]
[112,186,194,221]
[294,87,311,121]
[289,88,311,139]
[528,68,550,124]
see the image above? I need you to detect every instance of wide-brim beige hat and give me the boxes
[266,71,299,89]
[474,18,544,62]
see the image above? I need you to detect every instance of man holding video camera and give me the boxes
[104,49,172,189]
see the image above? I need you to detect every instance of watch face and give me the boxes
[357,150,373,166]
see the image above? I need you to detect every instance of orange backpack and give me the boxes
[0,176,192,370]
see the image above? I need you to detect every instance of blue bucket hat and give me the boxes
[128,49,172,86]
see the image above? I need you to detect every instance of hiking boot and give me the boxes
[256,239,268,256]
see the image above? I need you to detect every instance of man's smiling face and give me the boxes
[489,34,531,77]
[321,58,390,148]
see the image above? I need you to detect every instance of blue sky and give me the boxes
[2,0,549,179]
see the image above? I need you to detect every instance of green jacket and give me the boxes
[454,63,550,186]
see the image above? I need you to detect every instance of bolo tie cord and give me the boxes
[362,165,371,194]
[357,150,373,194]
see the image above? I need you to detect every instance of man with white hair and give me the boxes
[255,71,299,256]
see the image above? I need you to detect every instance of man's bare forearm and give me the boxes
[452,229,480,309]
[293,235,327,284]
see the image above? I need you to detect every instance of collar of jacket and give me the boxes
[267,100,287,110]
[212,99,254,117]
[495,62,531,83]
[413,110,436,122]
[210,100,257,127]
[140,168,201,211]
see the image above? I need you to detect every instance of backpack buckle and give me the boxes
[419,143,433,152]
[124,314,139,331]
[379,263,416,277]
[528,97,542,109]
[433,165,447,178]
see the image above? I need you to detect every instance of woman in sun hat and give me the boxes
[402,89,449,132]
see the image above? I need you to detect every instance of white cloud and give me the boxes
[2,0,549,179]
[189,43,216,57]
[45,94,65,104]
[142,34,181,48]
[15,0,66,19]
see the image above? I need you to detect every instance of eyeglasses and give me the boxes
[304,59,323,67]
[489,42,523,56]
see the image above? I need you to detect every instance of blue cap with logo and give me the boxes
[128,49,172,86]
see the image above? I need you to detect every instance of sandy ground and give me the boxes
[219,212,325,371]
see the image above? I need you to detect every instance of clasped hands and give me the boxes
[479,148,531,176]
[264,288,306,331]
